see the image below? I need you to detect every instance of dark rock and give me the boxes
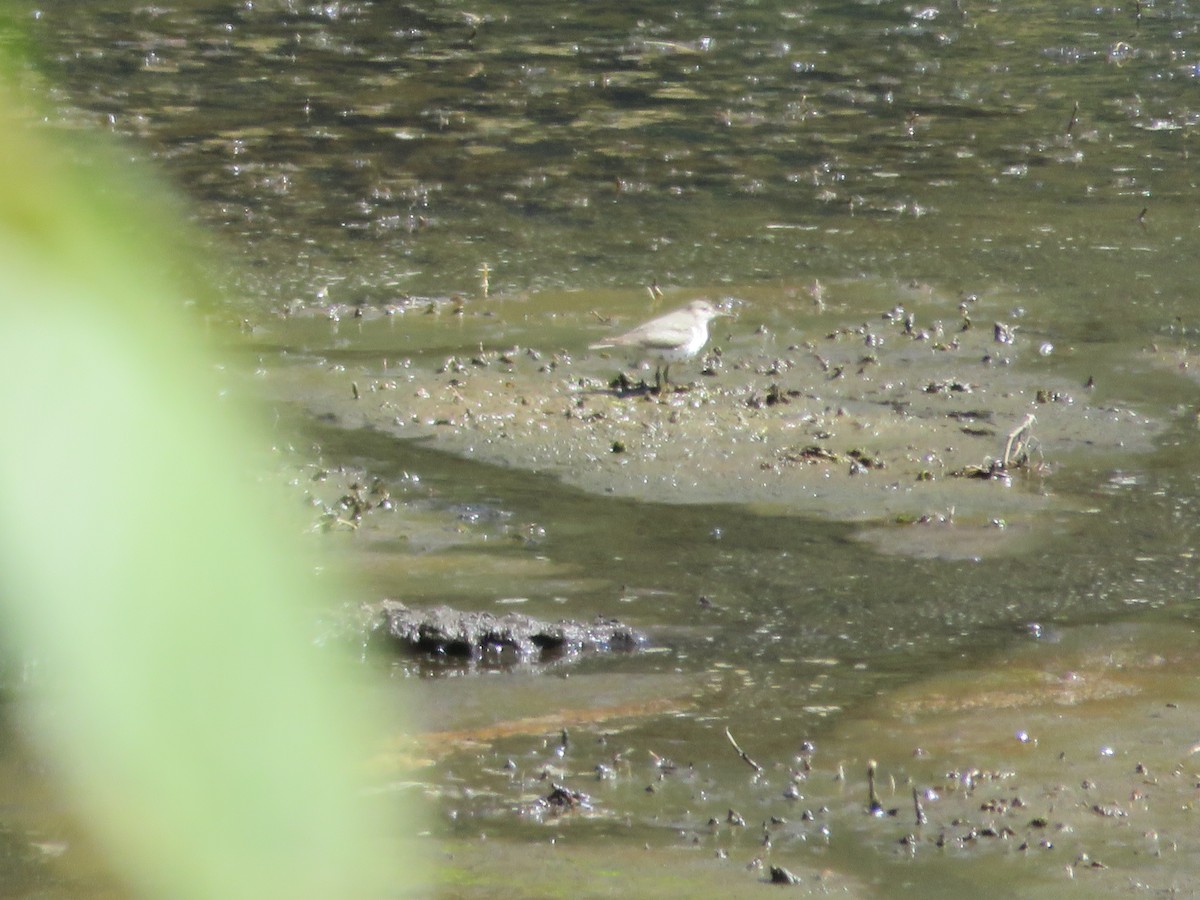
[768,865,800,884]
[371,600,644,663]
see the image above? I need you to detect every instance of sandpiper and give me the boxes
[589,298,724,393]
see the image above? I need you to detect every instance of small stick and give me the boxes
[478,262,490,298]
[913,787,927,825]
[725,727,763,773]
[867,760,884,814]
[1003,413,1037,468]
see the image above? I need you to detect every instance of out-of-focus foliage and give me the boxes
[0,36,410,900]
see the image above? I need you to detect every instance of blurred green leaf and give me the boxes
[0,44,413,900]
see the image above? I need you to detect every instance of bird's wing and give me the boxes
[620,316,692,348]
[590,308,695,350]
[635,325,691,349]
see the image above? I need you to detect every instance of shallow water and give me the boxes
[8,1,1200,895]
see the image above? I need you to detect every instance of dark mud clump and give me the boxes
[371,600,644,663]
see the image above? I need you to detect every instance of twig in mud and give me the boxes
[950,413,1041,481]
[648,750,677,773]
[809,279,826,311]
[1003,413,1037,469]
[724,727,763,773]
[867,759,884,815]
[913,787,927,825]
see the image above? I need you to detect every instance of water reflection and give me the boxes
[30,1,1200,319]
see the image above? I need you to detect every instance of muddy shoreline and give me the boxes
[252,282,1165,558]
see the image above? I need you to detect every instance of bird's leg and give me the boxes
[656,364,671,394]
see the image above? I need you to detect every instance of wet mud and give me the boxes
[242,280,1196,897]
[422,616,1200,897]
[253,281,1166,554]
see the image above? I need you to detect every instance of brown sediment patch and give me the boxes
[371,692,692,770]
[873,624,1184,720]
[887,668,1141,716]
[852,517,1037,560]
